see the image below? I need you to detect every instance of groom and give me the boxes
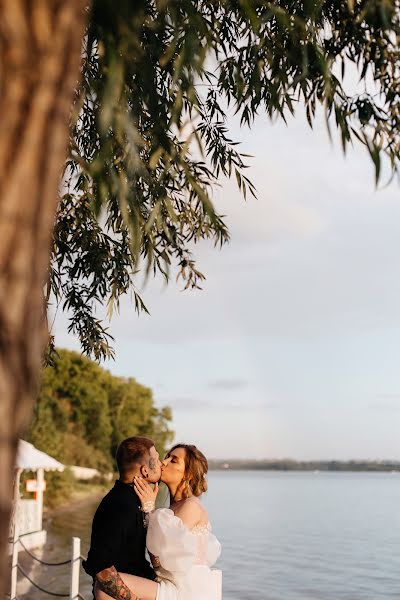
[83,436,163,599]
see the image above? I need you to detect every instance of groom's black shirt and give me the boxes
[82,479,156,581]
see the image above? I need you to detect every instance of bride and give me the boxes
[95,444,221,600]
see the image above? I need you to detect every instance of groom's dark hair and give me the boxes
[116,436,154,477]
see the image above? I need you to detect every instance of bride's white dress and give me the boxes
[146,508,222,600]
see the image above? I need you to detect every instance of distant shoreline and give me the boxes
[208,460,400,472]
[41,463,399,517]
[42,461,400,514]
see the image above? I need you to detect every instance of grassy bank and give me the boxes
[21,469,111,511]
[43,480,108,516]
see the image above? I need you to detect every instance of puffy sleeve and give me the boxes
[146,509,197,573]
[205,532,222,567]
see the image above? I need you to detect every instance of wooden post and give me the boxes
[69,537,80,600]
[10,469,21,600]
[36,468,44,531]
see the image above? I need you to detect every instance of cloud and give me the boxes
[212,174,326,243]
[369,395,400,411]
[158,392,275,411]
[208,379,249,391]
[368,402,400,412]
[159,396,213,410]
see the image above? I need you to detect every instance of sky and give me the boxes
[53,107,400,461]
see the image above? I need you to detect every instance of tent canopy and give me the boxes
[16,440,64,472]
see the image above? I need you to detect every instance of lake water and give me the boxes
[17,471,400,599]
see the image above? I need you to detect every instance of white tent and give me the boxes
[11,441,65,553]
[16,440,64,472]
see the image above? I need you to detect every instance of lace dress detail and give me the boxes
[191,522,212,565]
[191,522,212,535]
[146,509,222,600]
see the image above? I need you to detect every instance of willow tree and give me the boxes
[54,0,400,362]
[0,0,399,593]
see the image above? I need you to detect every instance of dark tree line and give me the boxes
[28,349,173,471]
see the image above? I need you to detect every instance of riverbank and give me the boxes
[43,481,108,516]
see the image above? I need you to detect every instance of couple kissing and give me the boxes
[83,436,221,600]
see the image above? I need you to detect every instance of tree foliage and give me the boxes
[28,349,174,470]
[105,372,174,457]
[49,0,400,360]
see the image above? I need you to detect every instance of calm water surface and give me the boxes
[18,471,400,599]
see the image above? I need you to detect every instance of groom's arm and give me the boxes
[95,566,135,600]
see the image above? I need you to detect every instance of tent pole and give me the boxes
[36,467,44,531]
[10,468,21,600]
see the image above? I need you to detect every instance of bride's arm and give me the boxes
[133,476,158,513]
[149,552,161,568]
[132,478,161,568]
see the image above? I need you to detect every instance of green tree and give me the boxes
[151,406,174,458]
[28,396,64,461]
[28,349,173,469]
[29,349,113,469]
[45,349,112,455]
[106,373,174,459]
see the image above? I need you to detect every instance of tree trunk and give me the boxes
[0,0,89,594]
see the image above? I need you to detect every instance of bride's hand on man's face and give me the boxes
[133,476,159,512]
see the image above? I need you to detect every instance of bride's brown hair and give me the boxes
[170,443,208,498]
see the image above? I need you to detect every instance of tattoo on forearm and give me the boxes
[96,566,134,600]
